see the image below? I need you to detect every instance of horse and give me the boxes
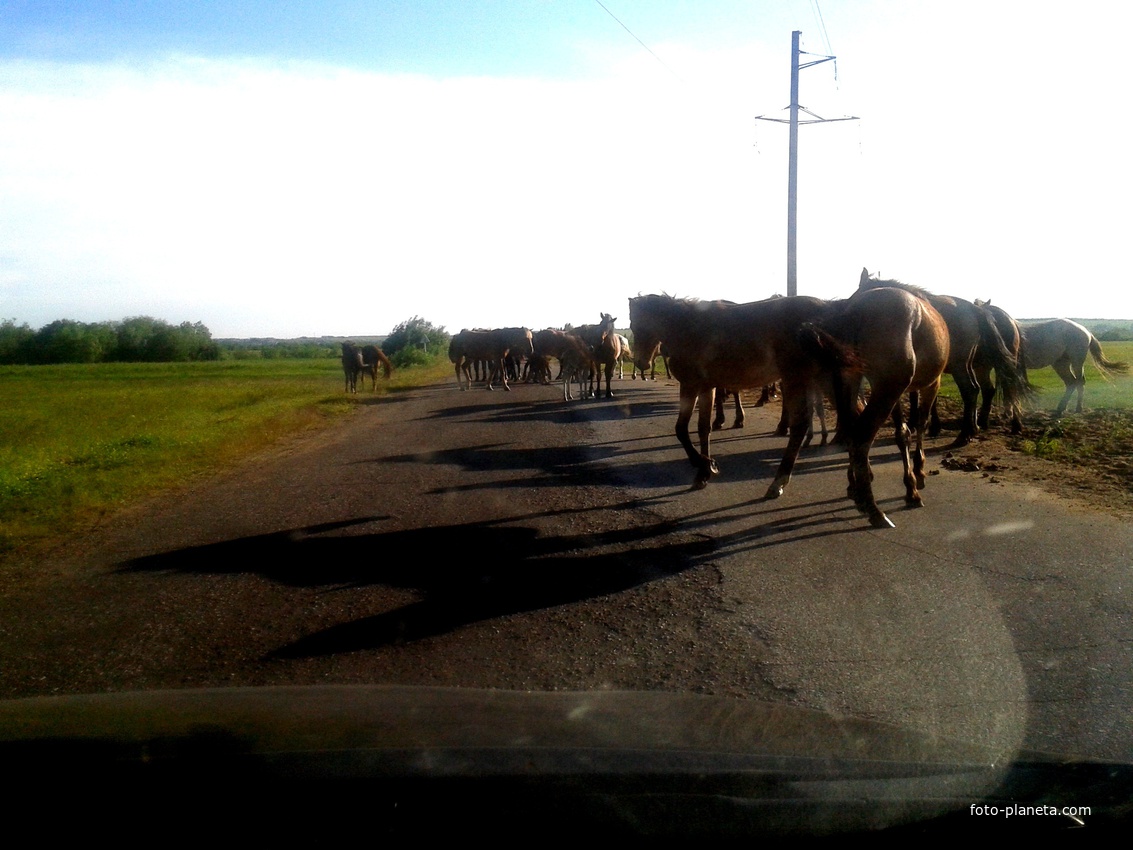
[971,299,1026,432]
[574,313,620,398]
[817,286,951,527]
[615,334,633,379]
[341,342,364,394]
[628,293,837,495]
[360,344,393,390]
[556,332,600,401]
[448,327,534,391]
[857,269,1028,447]
[1018,318,1129,415]
[631,343,670,381]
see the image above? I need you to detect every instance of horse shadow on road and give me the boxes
[119,515,719,659]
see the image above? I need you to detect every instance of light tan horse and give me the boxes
[1019,318,1129,415]
[574,313,620,398]
[448,327,534,391]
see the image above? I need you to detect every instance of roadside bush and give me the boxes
[383,316,449,358]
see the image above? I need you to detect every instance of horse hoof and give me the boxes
[870,512,896,529]
[712,423,723,432]
[692,477,709,490]
[765,484,784,500]
[732,422,744,429]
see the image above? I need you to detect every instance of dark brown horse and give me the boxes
[857,269,1028,446]
[360,344,393,391]
[341,342,364,394]
[971,299,1026,432]
[628,293,835,493]
[448,327,534,391]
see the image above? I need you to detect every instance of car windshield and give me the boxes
[2,2,1131,838]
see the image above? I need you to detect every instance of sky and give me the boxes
[1,1,1130,339]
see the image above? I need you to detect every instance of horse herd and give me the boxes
[350,270,1128,529]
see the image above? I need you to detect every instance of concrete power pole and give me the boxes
[756,31,856,297]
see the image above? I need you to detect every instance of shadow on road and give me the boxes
[120,516,718,658]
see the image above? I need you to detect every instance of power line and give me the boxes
[593,0,683,82]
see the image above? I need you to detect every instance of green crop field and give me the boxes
[0,357,452,559]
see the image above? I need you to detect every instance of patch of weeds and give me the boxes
[66,434,163,470]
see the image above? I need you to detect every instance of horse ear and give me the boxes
[860,268,870,286]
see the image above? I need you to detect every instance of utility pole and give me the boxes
[756,31,857,297]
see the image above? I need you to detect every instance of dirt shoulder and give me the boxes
[927,399,1133,519]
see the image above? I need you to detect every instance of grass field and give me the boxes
[0,357,452,558]
[935,340,1133,409]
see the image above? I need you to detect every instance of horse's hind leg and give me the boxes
[676,387,718,488]
[712,388,726,431]
[732,391,745,429]
[694,388,718,487]
[1052,358,1077,416]
[765,387,809,499]
[893,397,921,507]
[951,365,981,447]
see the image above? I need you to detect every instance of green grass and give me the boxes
[0,357,452,559]
[935,341,1133,410]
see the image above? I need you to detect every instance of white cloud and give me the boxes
[1,33,1131,339]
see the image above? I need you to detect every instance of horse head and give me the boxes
[627,297,663,371]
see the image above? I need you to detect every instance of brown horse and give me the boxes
[857,269,1028,446]
[574,313,620,398]
[631,342,670,381]
[1018,318,1129,415]
[628,293,836,494]
[556,332,600,401]
[818,286,951,527]
[360,344,393,390]
[448,327,534,391]
[341,342,364,394]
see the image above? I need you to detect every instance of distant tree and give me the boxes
[33,319,108,363]
[0,319,35,364]
[382,316,449,358]
[114,316,218,361]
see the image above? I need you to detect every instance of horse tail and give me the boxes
[798,323,866,439]
[976,307,1036,405]
[797,323,866,374]
[1087,335,1129,376]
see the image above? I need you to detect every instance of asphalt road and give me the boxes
[3,374,1131,767]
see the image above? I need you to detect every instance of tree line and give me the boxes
[0,317,219,364]
[0,314,451,366]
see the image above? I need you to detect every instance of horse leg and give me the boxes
[845,392,897,528]
[975,363,994,432]
[712,388,726,431]
[1052,358,1076,416]
[604,362,615,398]
[775,405,789,437]
[765,386,810,499]
[950,365,981,447]
[677,386,718,488]
[732,390,745,429]
[694,388,718,487]
[893,396,921,507]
